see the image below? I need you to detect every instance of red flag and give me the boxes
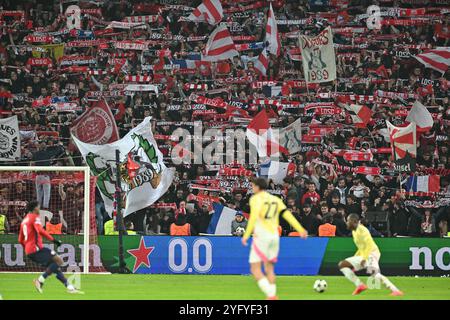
[418,84,434,96]
[343,104,372,128]
[203,24,238,61]
[387,121,417,168]
[187,0,223,25]
[414,48,450,74]
[70,99,119,144]
[246,110,288,157]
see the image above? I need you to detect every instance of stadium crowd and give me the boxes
[0,0,449,238]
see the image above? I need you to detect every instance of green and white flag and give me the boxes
[72,117,174,216]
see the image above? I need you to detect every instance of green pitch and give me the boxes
[1,274,449,300]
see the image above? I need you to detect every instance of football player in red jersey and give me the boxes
[18,200,83,294]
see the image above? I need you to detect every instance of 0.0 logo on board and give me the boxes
[168,238,213,273]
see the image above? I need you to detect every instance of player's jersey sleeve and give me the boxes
[275,196,287,213]
[243,195,259,240]
[279,196,306,234]
[18,223,24,245]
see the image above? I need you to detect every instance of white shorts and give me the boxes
[249,236,280,264]
[345,251,381,274]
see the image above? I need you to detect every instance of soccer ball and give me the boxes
[313,279,328,293]
[235,227,246,236]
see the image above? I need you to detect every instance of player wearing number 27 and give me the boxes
[242,178,308,300]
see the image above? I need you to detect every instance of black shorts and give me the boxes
[27,248,56,267]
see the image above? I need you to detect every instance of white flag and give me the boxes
[72,117,174,216]
[298,26,336,83]
[265,3,280,56]
[0,116,20,161]
[406,101,433,132]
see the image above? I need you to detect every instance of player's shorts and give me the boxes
[27,248,56,267]
[249,236,280,264]
[345,250,381,274]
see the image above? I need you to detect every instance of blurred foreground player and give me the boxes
[18,201,83,294]
[338,214,403,296]
[242,178,308,300]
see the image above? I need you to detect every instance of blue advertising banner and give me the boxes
[118,236,329,275]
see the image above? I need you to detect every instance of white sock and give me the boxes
[268,283,276,297]
[257,277,271,297]
[341,267,362,287]
[375,273,399,292]
[67,284,75,291]
[38,275,46,283]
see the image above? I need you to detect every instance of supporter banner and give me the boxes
[60,55,96,66]
[298,26,336,83]
[72,117,174,216]
[26,57,53,68]
[113,40,149,50]
[124,84,158,95]
[71,99,119,145]
[0,116,20,161]
[66,39,106,48]
[106,21,147,29]
[320,238,450,276]
[277,19,312,25]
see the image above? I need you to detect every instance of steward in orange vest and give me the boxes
[318,223,336,237]
[170,214,193,236]
[46,214,64,235]
[46,220,63,235]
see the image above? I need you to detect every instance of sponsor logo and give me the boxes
[409,247,450,271]
[0,242,103,268]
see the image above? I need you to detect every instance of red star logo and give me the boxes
[127,237,155,273]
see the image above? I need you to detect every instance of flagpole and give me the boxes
[392,139,403,194]
[115,149,129,274]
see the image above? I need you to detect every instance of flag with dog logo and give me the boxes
[277,118,302,154]
[298,26,336,83]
